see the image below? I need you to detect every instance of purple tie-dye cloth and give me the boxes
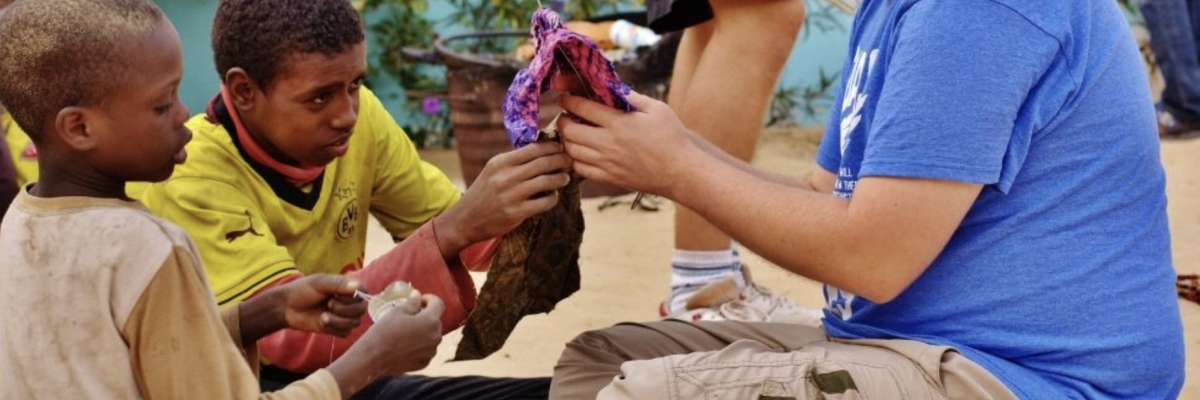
[454,8,632,361]
[502,7,635,148]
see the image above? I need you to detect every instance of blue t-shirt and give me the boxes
[815,0,1184,398]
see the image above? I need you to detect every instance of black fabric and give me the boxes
[260,365,551,399]
[215,267,300,306]
[646,0,714,33]
[210,96,325,211]
[259,364,309,392]
[350,375,551,400]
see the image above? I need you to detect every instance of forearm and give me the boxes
[431,212,474,260]
[356,223,476,331]
[324,357,373,400]
[258,319,370,374]
[252,273,367,374]
[689,130,812,190]
[430,213,499,266]
[236,290,287,345]
[669,155,909,302]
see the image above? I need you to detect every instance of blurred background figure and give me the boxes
[1138,0,1200,138]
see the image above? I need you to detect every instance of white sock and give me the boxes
[665,247,745,315]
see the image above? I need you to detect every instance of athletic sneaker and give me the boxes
[661,265,825,326]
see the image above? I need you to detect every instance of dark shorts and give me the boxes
[647,0,714,33]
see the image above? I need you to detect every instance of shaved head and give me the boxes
[0,0,164,140]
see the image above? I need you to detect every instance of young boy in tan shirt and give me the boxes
[0,1,444,398]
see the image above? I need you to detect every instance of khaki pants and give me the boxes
[551,320,1018,400]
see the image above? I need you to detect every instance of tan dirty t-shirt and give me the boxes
[0,189,339,400]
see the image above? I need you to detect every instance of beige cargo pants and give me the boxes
[551,320,1019,400]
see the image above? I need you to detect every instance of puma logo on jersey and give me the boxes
[225,210,264,243]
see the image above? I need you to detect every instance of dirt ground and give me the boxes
[366,126,1199,398]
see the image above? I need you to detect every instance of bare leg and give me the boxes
[673,0,805,252]
[660,0,805,315]
[665,19,715,112]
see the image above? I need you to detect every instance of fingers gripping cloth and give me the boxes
[454,8,635,361]
[501,7,636,148]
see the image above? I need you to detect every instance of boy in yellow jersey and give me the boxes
[0,0,23,218]
[0,2,19,221]
[140,0,569,395]
[0,105,16,220]
[1,108,37,187]
[0,0,447,398]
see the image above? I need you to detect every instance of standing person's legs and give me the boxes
[1140,0,1200,131]
[663,0,807,315]
[664,19,714,111]
[552,321,1018,400]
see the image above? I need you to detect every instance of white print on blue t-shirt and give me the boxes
[825,46,877,320]
[824,284,856,320]
[833,47,877,201]
[839,47,877,159]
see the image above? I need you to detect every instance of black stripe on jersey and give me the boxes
[212,96,326,211]
[216,266,300,306]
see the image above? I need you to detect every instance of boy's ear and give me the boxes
[225,68,261,113]
[53,106,98,151]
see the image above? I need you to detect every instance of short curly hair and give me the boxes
[212,0,365,91]
[0,0,164,140]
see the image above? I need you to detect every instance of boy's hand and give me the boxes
[326,294,445,397]
[275,275,366,337]
[435,142,571,255]
[370,293,445,373]
[557,92,701,198]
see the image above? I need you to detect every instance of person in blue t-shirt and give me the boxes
[547,0,1185,399]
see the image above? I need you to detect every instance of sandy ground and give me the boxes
[365,127,1199,398]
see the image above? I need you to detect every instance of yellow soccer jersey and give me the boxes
[2,113,38,187]
[141,87,461,305]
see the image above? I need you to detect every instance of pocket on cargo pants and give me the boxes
[597,339,946,400]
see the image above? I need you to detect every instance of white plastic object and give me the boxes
[366,281,419,322]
